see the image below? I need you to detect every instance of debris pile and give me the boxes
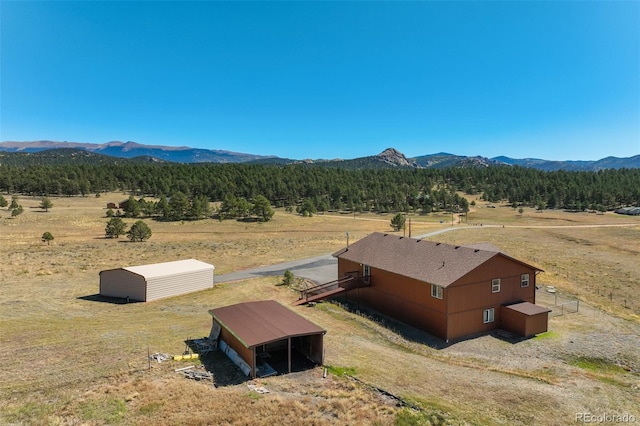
[183,370,213,381]
[190,337,217,354]
[149,353,171,363]
[247,382,270,394]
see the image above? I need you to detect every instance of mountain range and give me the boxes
[1,140,638,171]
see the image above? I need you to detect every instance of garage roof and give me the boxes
[122,259,214,279]
[209,300,326,348]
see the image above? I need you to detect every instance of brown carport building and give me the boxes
[209,300,325,378]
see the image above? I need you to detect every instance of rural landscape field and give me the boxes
[0,193,638,425]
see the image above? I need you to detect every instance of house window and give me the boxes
[483,308,495,323]
[431,284,443,299]
[491,278,501,293]
[521,274,530,287]
[363,264,370,284]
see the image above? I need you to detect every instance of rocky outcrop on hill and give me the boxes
[376,148,416,167]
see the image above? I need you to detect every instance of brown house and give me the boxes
[334,232,549,342]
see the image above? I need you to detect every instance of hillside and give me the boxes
[1,140,638,170]
[0,141,275,164]
[0,148,164,166]
[494,155,640,171]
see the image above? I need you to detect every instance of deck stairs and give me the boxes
[293,275,369,306]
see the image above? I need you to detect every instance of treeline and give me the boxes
[114,193,274,222]
[0,163,638,214]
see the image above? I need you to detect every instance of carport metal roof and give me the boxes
[208,300,325,348]
[101,259,214,279]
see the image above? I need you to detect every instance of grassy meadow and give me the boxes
[0,194,638,425]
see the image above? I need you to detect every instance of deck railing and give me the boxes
[297,275,370,303]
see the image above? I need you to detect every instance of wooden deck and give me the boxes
[293,275,370,306]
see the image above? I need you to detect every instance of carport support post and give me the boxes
[288,337,292,374]
[252,348,256,378]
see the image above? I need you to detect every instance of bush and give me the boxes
[282,270,294,286]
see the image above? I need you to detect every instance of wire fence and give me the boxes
[536,288,580,317]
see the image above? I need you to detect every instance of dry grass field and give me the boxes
[1,194,639,425]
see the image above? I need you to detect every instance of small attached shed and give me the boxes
[500,302,551,338]
[99,259,214,302]
[209,300,325,378]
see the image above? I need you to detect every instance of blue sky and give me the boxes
[1,1,639,161]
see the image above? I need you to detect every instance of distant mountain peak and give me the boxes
[376,148,414,167]
[1,141,637,170]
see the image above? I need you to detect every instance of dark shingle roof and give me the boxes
[333,232,539,287]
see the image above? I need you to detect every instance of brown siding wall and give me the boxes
[499,306,526,336]
[338,258,448,340]
[219,324,254,371]
[99,269,147,301]
[525,313,549,337]
[446,256,538,340]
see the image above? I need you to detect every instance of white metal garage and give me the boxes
[99,259,214,302]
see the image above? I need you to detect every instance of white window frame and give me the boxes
[483,308,495,323]
[431,284,443,299]
[521,274,530,288]
[491,278,501,293]
[363,264,370,284]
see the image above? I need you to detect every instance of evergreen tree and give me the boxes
[282,270,294,286]
[9,196,19,210]
[127,220,152,242]
[39,197,53,212]
[42,232,54,245]
[123,195,141,217]
[188,195,211,219]
[0,194,7,208]
[168,191,189,220]
[157,196,170,219]
[390,213,406,231]
[105,217,127,238]
[11,204,24,217]
[252,195,274,222]
[297,198,317,217]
